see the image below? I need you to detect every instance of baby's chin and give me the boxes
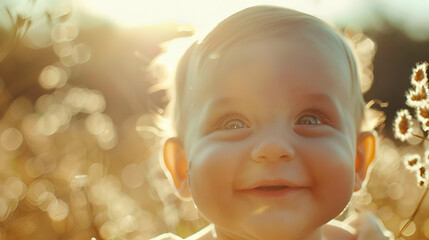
[215,211,326,240]
[222,226,322,240]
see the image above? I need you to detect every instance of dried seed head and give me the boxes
[415,69,424,82]
[404,154,421,171]
[408,157,418,168]
[415,164,428,188]
[416,106,429,131]
[406,85,428,107]
[417,106,429,119]
[422,121,429,132]
[393,109,413,141]
[411,62,428,86]
[417,176,428,188]
[417,179,427,188]
[418,165,426,179]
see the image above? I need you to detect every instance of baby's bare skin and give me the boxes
[153,215,391,240]
[156,6,392,240]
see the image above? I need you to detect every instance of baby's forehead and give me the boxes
[187,37,351,110]
[184,31,357,117]
[193,29,352,91]
[203,21,345,60]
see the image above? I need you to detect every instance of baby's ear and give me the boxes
[354,131,376,191]
[163,138,191,200]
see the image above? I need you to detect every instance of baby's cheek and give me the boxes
[301,139,355,207]
[187,141,242,220]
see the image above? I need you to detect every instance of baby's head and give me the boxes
[163,5,375,240]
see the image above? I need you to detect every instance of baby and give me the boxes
[156,6,391,240]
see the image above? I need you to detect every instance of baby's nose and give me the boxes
[251,135,295,163]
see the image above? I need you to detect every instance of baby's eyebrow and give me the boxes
[299,93,343,119]
[199,97,248,124]
[197,97,246,133]
[203,94,340,111]
[302,93,344,124]
[302,93,339,107]
[205,97,237,110]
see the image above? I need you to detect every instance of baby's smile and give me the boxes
[237,178,306,195]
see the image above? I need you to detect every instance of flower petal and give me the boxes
[393,109,414,141]
[411,62,428,87]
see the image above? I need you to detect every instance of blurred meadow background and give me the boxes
[0,0,429,239]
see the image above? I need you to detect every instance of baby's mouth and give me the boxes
[238,179,306,197]
[238,180,307,198]
[254,186,289,191]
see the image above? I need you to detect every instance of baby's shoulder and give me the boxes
[150,233,184,240]
[151,225,216,240]
[323,220,356,240]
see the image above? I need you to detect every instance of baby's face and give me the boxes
[183,34,358,240]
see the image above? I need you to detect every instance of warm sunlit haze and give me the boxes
[0,0,429,239]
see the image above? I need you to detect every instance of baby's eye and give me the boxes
[224,119,247,129]
[295,114,322,125]
[213,113,251,131]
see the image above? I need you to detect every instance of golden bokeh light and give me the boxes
[25,157,44,178]
[39,65,68,89]
[400,220,417,237]
[387,182,405,200]
[69,189,88,209]
[118,215,138,233]
[121,164,145,189]
[48,199,69,221]
[1,0,429,239]
[85,113,111,136]
[0,197,11,221]
[26,20,53,48]
[99,220,118,239]
[88,162,105,180]
[3,176,27,200]
[0,128,23,151]
[64,87,106,114]
[35,94,55,112]
[38,192,57,212]
[96,127,117,150]
[51,23,79,42]
[37,113,61,136]
[71,43,91,64]
[26,179,55,207]
[70,175,89,191]
[53,41,73,58]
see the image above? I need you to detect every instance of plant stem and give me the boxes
[412,133,429,141]
[396,184,429,238]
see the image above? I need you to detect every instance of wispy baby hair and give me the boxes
[171,5,365,141]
